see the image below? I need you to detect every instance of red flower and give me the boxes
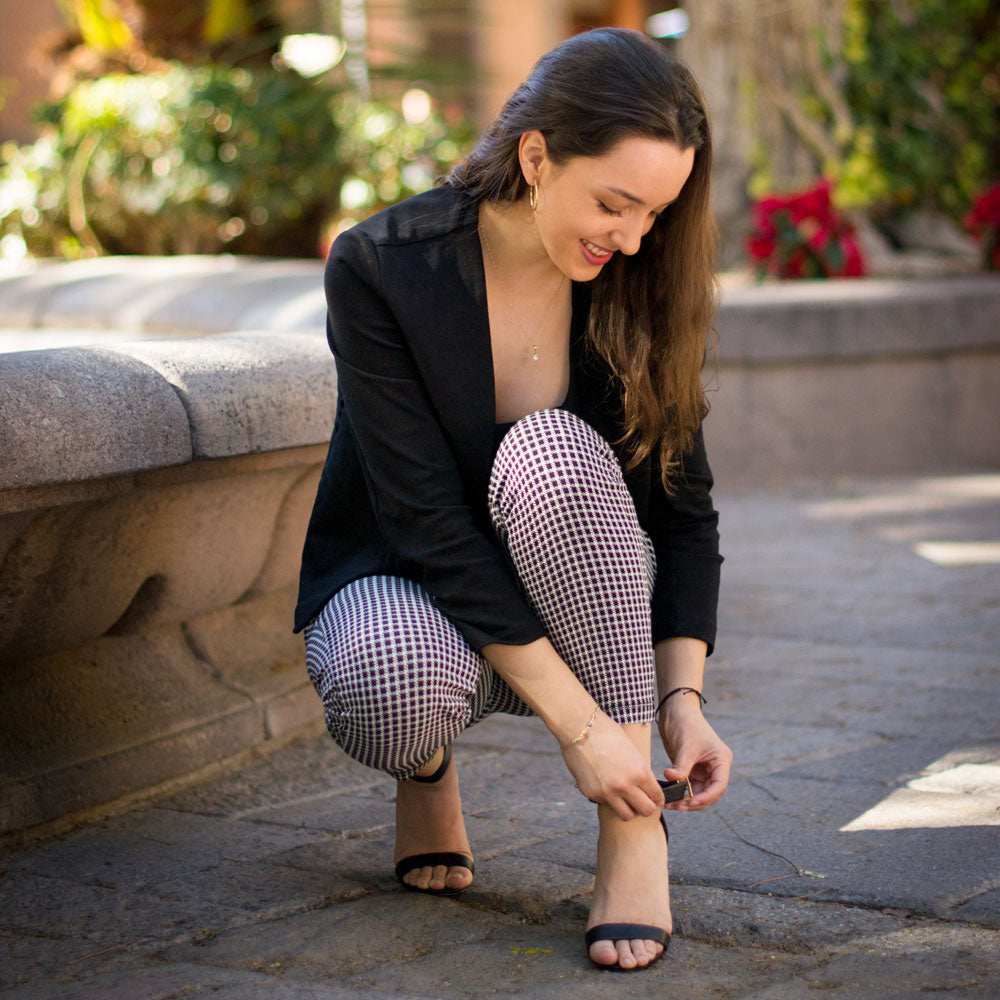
[747,235,775,261]
[963,183,1000,271]
[747,179,866,280]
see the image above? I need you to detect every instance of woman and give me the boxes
[295,27,733,971]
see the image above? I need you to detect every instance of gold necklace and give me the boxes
[479,221,566,362]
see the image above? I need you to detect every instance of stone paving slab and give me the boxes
[713,475,1000,657]
[0,959,414,1000]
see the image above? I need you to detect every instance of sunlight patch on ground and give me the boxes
[913,541,1000,566]
[841,760,1000,831]
[805,475,1000,521]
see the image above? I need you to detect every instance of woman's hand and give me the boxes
[658,699,732,811]
[562,710,664,821]
[482,638,664,821]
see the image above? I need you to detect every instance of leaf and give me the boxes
[68,0,134,53]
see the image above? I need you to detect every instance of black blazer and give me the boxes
[295,185,722,652]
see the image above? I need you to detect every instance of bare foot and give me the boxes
[586,804,671,969]
[394,747,474,892]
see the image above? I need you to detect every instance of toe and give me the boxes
[615,940,638,969]
[406,865,434,890]
[633,938,663,966]
[446,865,473,891]
[588,939,620,967]
[429,864,448,890]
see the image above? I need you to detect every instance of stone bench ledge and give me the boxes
[718,275,1000,363]
[0,330,336,492]
[3,258,999,495]
[0,256,326,334]
[3,259,999,362]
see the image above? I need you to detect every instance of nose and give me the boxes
[613,217,646,256]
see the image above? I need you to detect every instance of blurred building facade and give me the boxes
[0,0,662,141]
[474,0,648,120]
[0,0,63,143]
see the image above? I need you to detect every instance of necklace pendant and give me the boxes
[531,345,539,361]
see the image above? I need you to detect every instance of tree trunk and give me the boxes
[678,0,850,268]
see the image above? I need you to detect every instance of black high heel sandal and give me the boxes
[394,745,475,896]
[584,811,672,970]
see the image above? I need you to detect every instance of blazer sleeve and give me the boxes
[646,424,723,654]
[325,226,547,651]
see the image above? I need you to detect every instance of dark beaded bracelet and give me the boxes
[655,686,707,718]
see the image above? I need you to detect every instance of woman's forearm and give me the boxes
[482,638,598,746]
[654,637,708,702]
[485,636,710,744]
[654,636,731,808]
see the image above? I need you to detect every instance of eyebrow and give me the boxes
[604,186,643,203]
[603,186,672,210]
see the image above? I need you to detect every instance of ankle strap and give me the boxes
[407,745,452,783]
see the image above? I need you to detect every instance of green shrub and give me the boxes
[331,95,474,229]
[842,0,1000,220]
[0,63,471,259]
[743,0,999,230]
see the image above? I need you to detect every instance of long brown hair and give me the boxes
[449,28,718,487]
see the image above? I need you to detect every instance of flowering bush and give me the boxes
[963,183,1000,271]
[747,180,865,279]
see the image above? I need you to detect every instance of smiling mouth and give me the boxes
[581,239,613,259]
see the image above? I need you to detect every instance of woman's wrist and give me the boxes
[653,638,708,732]
[558,704,600,751]
[654,685,706,718]
[658,695,704,725]
[544,693,601,748]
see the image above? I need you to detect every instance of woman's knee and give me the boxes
[489,409,636,535]
[305,576,481,772]
[495,409,620,490]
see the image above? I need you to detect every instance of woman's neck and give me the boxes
[479,198,561,283]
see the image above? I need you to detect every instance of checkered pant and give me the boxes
[305,408,657,779]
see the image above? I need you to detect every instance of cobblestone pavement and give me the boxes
[2,474,998,998]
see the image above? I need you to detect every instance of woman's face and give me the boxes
[524,133,695,281]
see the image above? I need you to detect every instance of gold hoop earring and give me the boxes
[529,184,538,211]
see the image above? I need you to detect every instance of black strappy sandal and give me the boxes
[394,745,475,896]
[584,811,672,970]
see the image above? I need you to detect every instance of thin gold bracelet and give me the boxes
[559,706,599,752]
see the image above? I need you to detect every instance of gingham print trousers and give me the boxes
[304,408,657,779]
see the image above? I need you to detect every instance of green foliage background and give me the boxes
[840,0,999,219]
[0,63,470,258]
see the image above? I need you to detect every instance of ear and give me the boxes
[517,130,548,186]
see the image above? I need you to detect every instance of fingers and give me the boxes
[591,777,661,821]
[644,769,667,809]
[619,767,664,818]
[607,797,637,822]
[662,754,732,811]
[694,755,732,807]
[567,719,663,819]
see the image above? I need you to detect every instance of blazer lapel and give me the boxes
[381,197,496,502]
